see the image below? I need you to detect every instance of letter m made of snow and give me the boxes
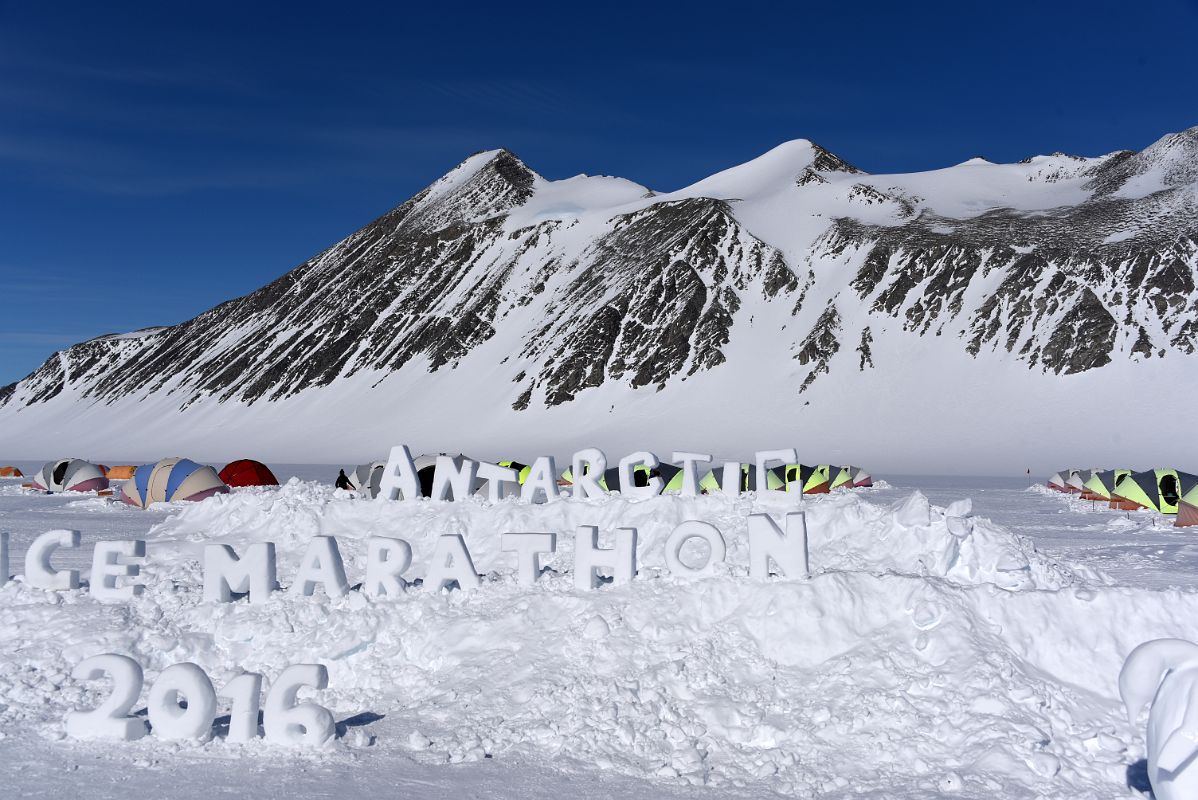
[203,542,277,604]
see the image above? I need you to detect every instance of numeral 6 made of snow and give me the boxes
[66,655,334,746]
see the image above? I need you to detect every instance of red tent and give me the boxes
[219,459,279,488]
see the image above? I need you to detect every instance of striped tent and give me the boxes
[1082,469,1129,502]
[775,464,831,494]
[700,463,785,493]
[347,460,388,499]
[850,466,873,488]
[1111,469,1180,514]
[830,466,856,490]
[119,458,228,508]
[1177,472,1198,528]
[1047,470,1070,492]
[30,459,109,493]
[601,463,684,493]
[1064,469,1091,494]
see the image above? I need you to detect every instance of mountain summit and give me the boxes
[2,130,1196,471]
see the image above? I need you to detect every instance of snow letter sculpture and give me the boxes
[290,536,350,599]
[755,449,797,493]
[148,662,218,742]
[719,462,743,496]
[430,455,478,501]
[264,664,335,746]
[571,448,607,499]
[574,526,638,590]
[365,536,412,597]
[376,444,420,501]
[672,452,712,498]
[520,456,559,504]
[89,540,146,602]
[220,672,264,743]
[203,542,277,604]
[25,529,80,590]
[501,532,557,585]
[425,533,481,591]
[619,451,662,498]
[1121,638,1198,800]
[665,521,726,577]
[748,513,810,579]
[477,461,520,502]
[66,654,147,741]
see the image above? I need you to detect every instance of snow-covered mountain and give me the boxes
[3,128,1197,472]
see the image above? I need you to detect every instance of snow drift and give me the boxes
[2,483,1195,796]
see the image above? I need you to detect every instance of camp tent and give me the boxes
[829,466,856,490]
[119,458,228,508]
[1082,469,1129,502]
[704,463,785,493]
[1111,469,1180,514]
[347,461,388,499]
[0,466,23,478]
[1047,471,1069,492]
[105,465,137,480]
[850,466,873,488]
[29,459,108,493]
[1064,469,1091,494]
[219,459,279,488]
[1177,472,1198,528]
[559,463,685,493]
[598,463,684,493]
[775,464,830,494]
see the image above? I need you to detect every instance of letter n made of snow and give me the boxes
[748,512,809,579]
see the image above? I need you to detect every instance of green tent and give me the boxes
[1112,469,1180,514]
[830,466,855,490]
[1082,469,1128,501]
[498,460,532,484]
[776,464,831,494]
[705,463,785,493]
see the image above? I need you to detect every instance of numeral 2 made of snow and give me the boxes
[65,655,334,745]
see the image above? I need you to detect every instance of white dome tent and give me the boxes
[29,458,109,493]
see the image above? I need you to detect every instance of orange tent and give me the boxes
[105,465,137,480]
[0,466,23,478]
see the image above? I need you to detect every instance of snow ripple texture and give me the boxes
[0,482,1190,797]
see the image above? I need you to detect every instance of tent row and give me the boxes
[338,456,874,499]
[17,457,280,508]
[1047,468,1198,527]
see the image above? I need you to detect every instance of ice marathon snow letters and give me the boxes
[0,445,813,602]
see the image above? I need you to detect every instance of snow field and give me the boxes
[0,477,1195,796]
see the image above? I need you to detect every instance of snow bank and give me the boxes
[2,483,1197,796]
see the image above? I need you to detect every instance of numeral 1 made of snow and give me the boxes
[66,656,333,746]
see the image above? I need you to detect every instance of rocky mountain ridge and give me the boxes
[2,128,1196,463]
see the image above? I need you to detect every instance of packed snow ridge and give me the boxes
[5,480,1191,797]
[1,128,1197,470]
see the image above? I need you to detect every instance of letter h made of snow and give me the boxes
[573,525,638,590]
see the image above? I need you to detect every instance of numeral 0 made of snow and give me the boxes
[66,654,335,746]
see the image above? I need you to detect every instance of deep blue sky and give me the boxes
[2,0,1196,385]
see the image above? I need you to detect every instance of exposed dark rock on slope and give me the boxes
[3,128,1197,418]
